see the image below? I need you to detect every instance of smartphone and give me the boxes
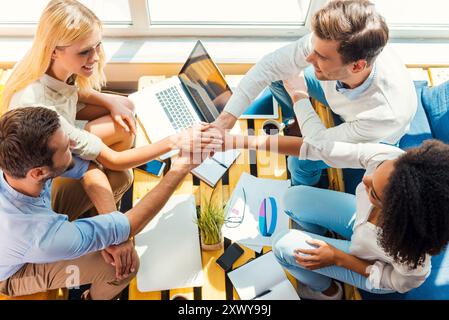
[216,242,244,272]
[136,160,166,177]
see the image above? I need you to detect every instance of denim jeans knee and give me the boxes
[287,156,328,186]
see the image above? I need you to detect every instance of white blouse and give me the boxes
[299,138,431,293]
[9,74,104,160]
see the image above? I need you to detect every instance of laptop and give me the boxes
[130,41,233,150]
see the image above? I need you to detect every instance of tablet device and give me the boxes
[239,87,278,119]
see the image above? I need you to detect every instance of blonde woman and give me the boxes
[2,0,135,155]
[2,0,219,190]
[2,0,218,167]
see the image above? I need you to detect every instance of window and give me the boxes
[0,0,131,25]
[371,0,449,38]
[0,0,448,38]
[80,0,131,25]
[0,0,48,24]
[147,0,311,26]
[372,0,449,26]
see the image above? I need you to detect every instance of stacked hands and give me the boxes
[170,122,230,172]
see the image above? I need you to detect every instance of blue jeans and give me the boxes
[272,185,395,294]
[269,66,333,186]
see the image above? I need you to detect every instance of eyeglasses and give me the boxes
[225,187,246,228]
[369,160,385,207]
[369,187,382,207]
[55,42,102,58]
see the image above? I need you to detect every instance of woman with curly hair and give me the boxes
[224,133,449,299]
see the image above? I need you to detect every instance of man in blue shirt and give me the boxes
[0,107,200,299]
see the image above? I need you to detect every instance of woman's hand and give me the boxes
[107,94,137,135]
[294,239,338,270]
[171,123,223,155]
[204,123,236,151]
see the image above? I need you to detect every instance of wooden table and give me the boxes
[128,75,293,300]
[127,67,449,300]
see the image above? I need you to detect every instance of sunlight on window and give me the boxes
[80,0,131,24]
[0,0,131,24]
[147,0,311,25]
[372,0,449,26]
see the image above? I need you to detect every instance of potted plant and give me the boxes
[195,197,225,251]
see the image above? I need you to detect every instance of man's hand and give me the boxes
[283,72,309,104]
[170,123,223,155]
[293,239,337,270]
[101,239,138,280]
[207,123,239,151]
[170,150,201,173]
[213,111,238,131]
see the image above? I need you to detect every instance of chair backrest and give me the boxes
[399,81,433,150]
[421,80,449,143]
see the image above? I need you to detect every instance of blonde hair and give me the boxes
[2,0,106,113]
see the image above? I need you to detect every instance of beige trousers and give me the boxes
[0,251,139,300]
[0,169,136,300]
[52,168,134,220]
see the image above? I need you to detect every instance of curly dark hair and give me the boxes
[379,139,449,268]
[0,107,60,179]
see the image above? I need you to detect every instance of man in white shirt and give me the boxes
[215,0,417,186]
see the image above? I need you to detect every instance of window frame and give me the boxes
[0,0,448,39]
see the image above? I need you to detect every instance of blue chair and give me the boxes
[358,79,449,300]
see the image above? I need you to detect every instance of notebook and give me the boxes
[191,150,240,187]
[228,251,300,300]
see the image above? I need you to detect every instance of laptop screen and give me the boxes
[178,41,232,122]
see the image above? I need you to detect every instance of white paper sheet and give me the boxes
[135,194,204,292]
[228,252,299,300]
[254,280,300,300]
[223,173,291,248]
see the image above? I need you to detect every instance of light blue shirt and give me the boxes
[335,64,377,100]
[0,156,130,281]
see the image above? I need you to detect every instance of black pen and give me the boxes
[251,289,271,300]
[211,156,228,169]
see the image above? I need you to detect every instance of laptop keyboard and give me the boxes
[155,87,197,131]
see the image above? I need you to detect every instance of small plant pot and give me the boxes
[201,234,224,251]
